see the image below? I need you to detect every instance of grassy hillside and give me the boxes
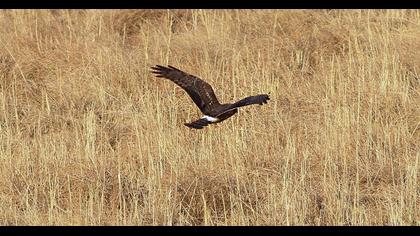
[0,9,418,225]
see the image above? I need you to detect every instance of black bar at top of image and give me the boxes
[1,0,420,9]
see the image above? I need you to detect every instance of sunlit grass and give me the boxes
[0,9,418,225]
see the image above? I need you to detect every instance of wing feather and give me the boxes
[151,65,220,113]
[231,94,270,108]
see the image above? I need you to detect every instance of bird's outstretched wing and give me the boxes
[214,94,270,117]
[184,118,212,129]
[230,94,270,109]
[151,65,220,113]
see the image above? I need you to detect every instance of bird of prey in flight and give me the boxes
[151,65,270,129]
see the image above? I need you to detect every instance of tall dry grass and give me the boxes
[0,9,418,225]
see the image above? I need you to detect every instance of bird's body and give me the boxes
[151,65,270,129]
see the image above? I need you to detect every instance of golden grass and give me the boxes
[0,9,419,225]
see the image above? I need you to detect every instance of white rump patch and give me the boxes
[202,115,219,122]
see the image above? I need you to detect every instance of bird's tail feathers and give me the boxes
[184,118,212,129]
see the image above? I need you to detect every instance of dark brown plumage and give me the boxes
[151,65,270,129]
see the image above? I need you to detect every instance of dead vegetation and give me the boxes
[0,9,418,225]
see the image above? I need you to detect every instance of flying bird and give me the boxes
[151,65,270,129]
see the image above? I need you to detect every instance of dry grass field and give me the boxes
[0,9,419,225]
